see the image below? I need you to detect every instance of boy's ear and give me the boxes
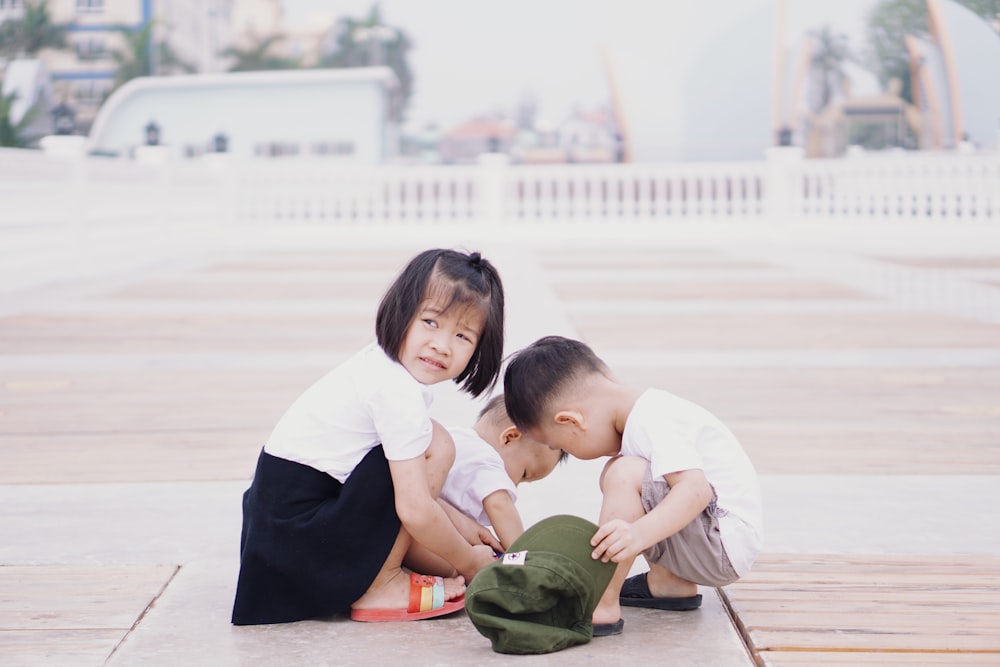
[553,410,584,429]
[500,425,521,447]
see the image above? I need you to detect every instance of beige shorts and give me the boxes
[640,466,739,587]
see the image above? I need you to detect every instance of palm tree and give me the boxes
[317,4,413,123]
[0,89,40,147]
[110,23,155,90]
[220,33,300,72]
[808,25,851,112]
[863,0,926,103]
[109,22,194,93]
[0,0,66,59]
[863,0,999,103]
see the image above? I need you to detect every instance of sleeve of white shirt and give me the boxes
[630,414,704,480]
[461,457,515,515]
[367,371,434,462]
[623,391,705,480]
[442,428,517,525]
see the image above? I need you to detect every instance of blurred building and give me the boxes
[0,1,285,133]
[438,117,517,164]
[507,108,619,165]
[0,58,56,142]
[87,66,398,162]
[595,2,782,161]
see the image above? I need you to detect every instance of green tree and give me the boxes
[110,23,155,90]
[0,89,40,147]
[864,0,1000,103]
[109,22,194,93]
[317,4,413,122]
[220,33,300,72]
[808,25,851,111]
[0,0,66,59]
[863,0,926,103]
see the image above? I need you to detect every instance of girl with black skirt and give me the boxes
[232,249,505,625]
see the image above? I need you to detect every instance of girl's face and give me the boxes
[399,296,485,386]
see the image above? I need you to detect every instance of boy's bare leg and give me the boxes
[591,456,700,623]
[591,456,646,625]
[642,562,698,598]
[353,421,464,610]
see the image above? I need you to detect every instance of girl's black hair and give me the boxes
[376,249,505,398]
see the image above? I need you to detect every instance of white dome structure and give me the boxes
[908,0,1000,149]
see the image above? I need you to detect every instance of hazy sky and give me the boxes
[281,0,878,131]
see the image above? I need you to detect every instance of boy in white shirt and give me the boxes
[503,336,763,636]
[441,394,566,551]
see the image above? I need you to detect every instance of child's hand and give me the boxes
[590,519,644,564]
[443,501,502,552]
[474,526,503,554]
[462,544,498,581]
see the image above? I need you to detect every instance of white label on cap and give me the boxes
[502,551,527,566]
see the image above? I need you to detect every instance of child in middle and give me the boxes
[440,394,566,552]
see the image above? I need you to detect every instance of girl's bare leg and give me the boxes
[403,543,458,578]
[353,421,464,610]
[402,419,459,575]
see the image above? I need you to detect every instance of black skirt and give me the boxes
[232,447,401,625]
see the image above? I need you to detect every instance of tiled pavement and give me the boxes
[2,219,999,665]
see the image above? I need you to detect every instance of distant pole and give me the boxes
[602,47,631,163]
[773,0,789,144]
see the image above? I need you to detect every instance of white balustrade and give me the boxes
[796,154,1000,223]
[3,145,998,229]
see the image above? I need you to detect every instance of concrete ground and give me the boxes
[2,217,999,666]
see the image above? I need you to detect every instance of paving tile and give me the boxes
[869,255,1000,269]
[553,280,873,300]
[0,565,177,666]
[721,554,1000,662]
[1,630,126,667]
[572,312,1000,349]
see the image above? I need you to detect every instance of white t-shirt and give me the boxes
[264,341,434,482]
[440,426,517,526]
[621,388,764,576]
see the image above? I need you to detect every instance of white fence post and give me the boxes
[477,153,510,225]
[763,146,804,225]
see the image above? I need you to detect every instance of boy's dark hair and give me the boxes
[478,394,508,423]
[480,393,568,464]
[503,336,609,431]
[376,248,504,398]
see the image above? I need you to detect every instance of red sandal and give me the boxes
[350,573,465,622]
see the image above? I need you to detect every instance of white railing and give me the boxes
[500,161,765,223]
[2,145,999,228]
[796,153,1000,222]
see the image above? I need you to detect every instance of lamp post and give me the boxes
[145,120,161,146]
[213,132,228,153]
[51,102,76,135]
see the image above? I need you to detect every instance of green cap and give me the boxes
[464,514,616,654]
